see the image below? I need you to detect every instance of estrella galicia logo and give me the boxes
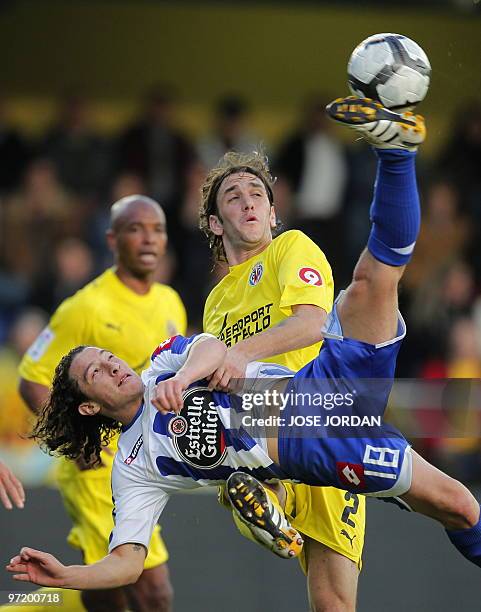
[124,435,143,465]
[170,387,227,469]
[249,262,263,286]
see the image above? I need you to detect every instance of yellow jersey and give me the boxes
[203,230,333,371]
[203,230,365,569]
[20,267,186,384]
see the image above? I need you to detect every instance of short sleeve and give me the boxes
[18,296,89,386]
[275,231,334,316]
[109,458,169,552]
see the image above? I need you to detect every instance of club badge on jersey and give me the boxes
[249,262,264,286]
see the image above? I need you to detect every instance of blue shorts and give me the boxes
[278,295,412,497]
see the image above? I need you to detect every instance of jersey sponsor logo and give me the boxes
[151,335,179,361]
[298,267,323,286]
[124,435,143,465]
[249,262,263,286]
[336,462,365,488]
[218,304,273,347]
[218,313,228,336]
[26,327,54,361]
[170,387,227,469]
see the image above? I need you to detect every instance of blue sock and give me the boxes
[367,149,420,266]
[446,505,481,567]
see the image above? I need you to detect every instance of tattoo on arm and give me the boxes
[132,544,143,552]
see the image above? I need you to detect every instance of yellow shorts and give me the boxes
[57,452,168,568]
[284,483,365,572]
[227,483,365,572]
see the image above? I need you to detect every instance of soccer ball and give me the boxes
[347,33,431,110]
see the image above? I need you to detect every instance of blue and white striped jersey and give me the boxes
[109,333,293,553]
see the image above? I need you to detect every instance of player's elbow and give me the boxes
[117,560,144,587]
[18,378,46,415]
[111,545,146,586]
[203,336,227,361]
[292,305,327,344]
[125,565,144,585]
[216,338,228,358]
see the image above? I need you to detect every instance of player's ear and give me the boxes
[106,228,117,254]
[269,205,277,230]
[209,214,224,236]
[78,402,101,417]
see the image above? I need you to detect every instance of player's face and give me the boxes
[111,202,167,277]
[211,172,276,254]
[70,347,143,413]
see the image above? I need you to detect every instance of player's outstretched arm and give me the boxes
[6,543,146,590]
[209,304,326,391]
[0,461,25,510]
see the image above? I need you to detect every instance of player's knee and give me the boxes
[440,479,479,530]
[310,592,356,612]
[351,254,401,294]
[448,485,479,530]
[138,582,173,612]
[129,567,174,612]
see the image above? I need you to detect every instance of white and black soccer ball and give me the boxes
[347,33,431,110]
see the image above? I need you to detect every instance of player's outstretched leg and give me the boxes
[325,96,424,346]
[226,472,304,559]
[326,97,481,569]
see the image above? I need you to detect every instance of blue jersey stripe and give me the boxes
[171,334,197,355]
[153,412,173,437]
[155,455,286,482]
[155,372,176,385]
[222,426,257,452]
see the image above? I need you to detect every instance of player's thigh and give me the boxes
[305,538,359,612]
[58,469,168,567]
[286,484,365,572]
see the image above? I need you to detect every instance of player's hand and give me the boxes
[6,547,67,587]
[0,460,25,510]
[152,373,189,414]
[208,345,249,392]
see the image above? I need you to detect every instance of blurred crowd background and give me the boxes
[1,0,481,487]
